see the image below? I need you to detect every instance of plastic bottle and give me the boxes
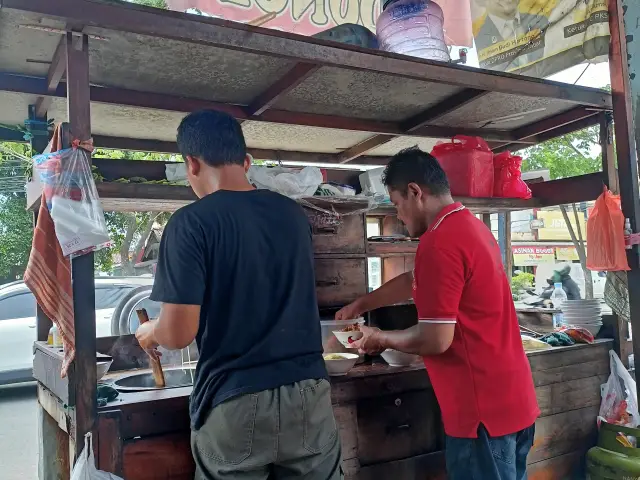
[624,218,632,250]
[376,0,451,62]
[47,326,54,345]
[551,282,568,328]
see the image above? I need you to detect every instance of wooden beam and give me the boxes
[492,107,600,151]
[246,62,319,116]
[493,114,601,153]
[609,0,640,404]
[529,172,604,207]
[34,38,67,118]
[4,0,612,108]
[65,31,97,459]
[91,135,392,166]
[600,112,618,194]
[337,88,488,163]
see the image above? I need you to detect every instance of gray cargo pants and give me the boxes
[191,379,343,480]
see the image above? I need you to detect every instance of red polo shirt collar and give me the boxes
[428,202,466,233]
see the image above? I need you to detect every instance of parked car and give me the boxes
[0,276,155,385]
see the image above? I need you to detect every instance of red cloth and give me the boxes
[413,202,539,438]
[23,125,75,376]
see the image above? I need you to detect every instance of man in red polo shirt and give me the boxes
[336,147,539,479]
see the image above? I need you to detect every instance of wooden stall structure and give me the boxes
[0,0,639,478]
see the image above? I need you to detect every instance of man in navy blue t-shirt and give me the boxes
[135,110,341,479]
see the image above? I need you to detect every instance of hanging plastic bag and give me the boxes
[71,433,124,480]
[493,151,532,199]
[247,165,323,197]
[586,187,630,271]
[599,350,639,428]
[33,145,110,257]
[431,136,494,197]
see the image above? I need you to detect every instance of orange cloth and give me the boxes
[24,125,75,376]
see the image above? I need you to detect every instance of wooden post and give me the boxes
[482,213,492,230]
[66,31,97,458]
[609,0,640,388]
[600,112,618,195]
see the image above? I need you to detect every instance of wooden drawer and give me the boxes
[305,210,365,254]
[356,390,442,466]
[315,258,367,308]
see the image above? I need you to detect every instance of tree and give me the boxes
[521,125,601,299]
[0,194,33,283]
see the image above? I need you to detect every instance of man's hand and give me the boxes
[135,320,159,351]
[351,325,385,355]
[335,299,364,320]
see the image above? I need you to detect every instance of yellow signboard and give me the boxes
[512,246,555,266]
[537,211,587,242]
[555,246,580,262]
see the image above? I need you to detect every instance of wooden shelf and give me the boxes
[370,196,542,216]
[367,241,419,256]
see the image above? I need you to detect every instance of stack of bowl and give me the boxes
[560,299,603,336]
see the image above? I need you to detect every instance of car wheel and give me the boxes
[111,286,152,335]
[118,290,162,336]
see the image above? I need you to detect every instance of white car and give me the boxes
[0,277,156,385]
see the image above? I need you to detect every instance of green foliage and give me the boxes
[0,194,33,283]
[511,272,535,297]
[521,125,601,180]
[129,0,168,8]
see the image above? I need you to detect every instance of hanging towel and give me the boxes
[24,125,75,376]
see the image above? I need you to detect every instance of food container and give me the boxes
[380,349,421,367]
[321,318,365,364]
[323,353,359,376]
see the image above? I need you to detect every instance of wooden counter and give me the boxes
[38,339,609,480]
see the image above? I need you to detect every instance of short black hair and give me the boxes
[382,147,450,196]
[177,110,246,167]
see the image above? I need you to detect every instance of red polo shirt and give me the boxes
[413,202,539,438]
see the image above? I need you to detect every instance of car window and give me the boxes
[95,286,136,309]
[0,292,37,321]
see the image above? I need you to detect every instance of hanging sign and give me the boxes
[166,0,473,46]
[512,245,555,265]
[470,0,610,78]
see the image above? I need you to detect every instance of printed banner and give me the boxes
[512,245,555,265]
[471,0,610,77]
[166,0,473,46]
[536,210,587,242]
[555,245,581,261]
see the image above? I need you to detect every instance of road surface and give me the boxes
[0,383,38,479]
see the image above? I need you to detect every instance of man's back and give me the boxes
[151,189,327,430]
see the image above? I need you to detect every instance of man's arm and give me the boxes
[153,303,200,350]
[136,211,206,352]
[336,271,413,320]
[366,322,455,356]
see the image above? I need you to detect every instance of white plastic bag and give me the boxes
[34,147,110,257]
[71,433,124,480]
[599,350,639,427]
[247,165,323,197]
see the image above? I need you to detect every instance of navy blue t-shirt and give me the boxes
[150,189,327,430]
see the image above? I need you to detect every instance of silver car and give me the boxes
[0,276,157,385]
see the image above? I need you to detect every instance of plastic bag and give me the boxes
[247,165,323,197]
[599,350,639,427]
[71,433,124,480]
[586,187,630,271]
[34,146,110,257]
[493,151,532,199]
[431,136,494,197]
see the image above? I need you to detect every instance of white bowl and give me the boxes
[380,349,421,367]
[97,360,113,381]
[323,353,359,376]
[332,330,363,348]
